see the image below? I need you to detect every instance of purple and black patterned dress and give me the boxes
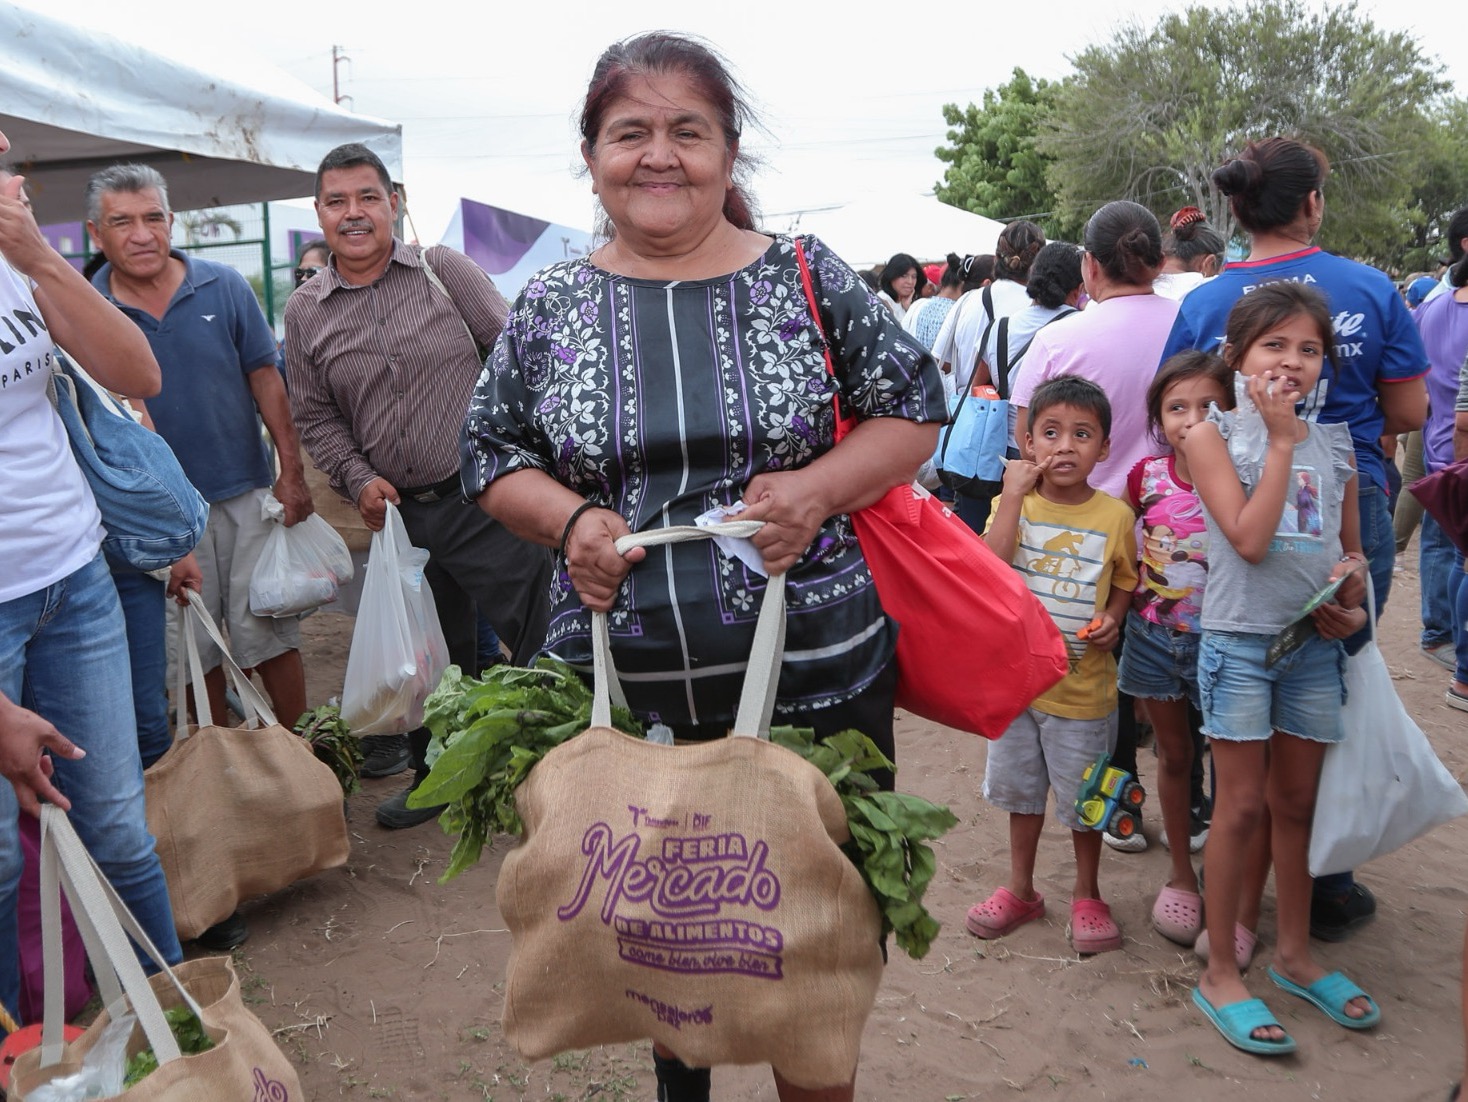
[461,235,945,726]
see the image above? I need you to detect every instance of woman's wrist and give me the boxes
[559,500,599,557]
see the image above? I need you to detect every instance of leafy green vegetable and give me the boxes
[769,726,957,960]
[294,703,362,796]
[410,662,640,880]
[415,662,956,959]
[122,1005,215,1086]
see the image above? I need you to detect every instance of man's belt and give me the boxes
[398,475,461,504]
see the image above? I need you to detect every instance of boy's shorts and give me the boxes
[983,706,1118,830]
[1198,629,1346,744]
[1117,609,1200,708]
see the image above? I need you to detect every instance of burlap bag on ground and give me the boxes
[145,721,350,939]
[498,726,883,1090]
[12,957,302,1100]
[148,593,349,940]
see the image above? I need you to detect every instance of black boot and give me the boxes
[653,1049,710,1102]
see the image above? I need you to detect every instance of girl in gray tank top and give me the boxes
[1177,283,1379,1057]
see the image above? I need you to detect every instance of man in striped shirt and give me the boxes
[286,144,552,830]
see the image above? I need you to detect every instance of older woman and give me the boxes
[1160,137,1429,940]
[460,34,944,1102]
[876,251,921,320]
[0,140,184,1027]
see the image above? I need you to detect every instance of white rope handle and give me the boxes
[589,522,785,739]
[172,590,279,735]
[39,806,201,1068]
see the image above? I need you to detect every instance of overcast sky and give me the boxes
[39,0,1467,241]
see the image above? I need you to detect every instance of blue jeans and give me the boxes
[0,554,182,1018]
[1419,514,1457,649]
[112,569,173,769]
[1344,482,1394,657]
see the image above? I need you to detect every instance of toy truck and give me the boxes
[1074,753,1146,838]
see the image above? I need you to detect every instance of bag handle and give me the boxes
[172,590,280,737]
[421,245,490,364]
[792,237,850,441]
[39,805,203,1068]
[997,306,1076,402]
[588,522,785,739]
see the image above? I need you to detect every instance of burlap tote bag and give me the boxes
[497,524,884,1090]
[11,806,303,1100]
[145,592,349,939]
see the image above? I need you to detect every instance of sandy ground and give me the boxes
[211,506,1467,1102]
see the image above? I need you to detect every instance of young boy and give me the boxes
[966,375,1139,954]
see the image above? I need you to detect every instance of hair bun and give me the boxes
[1212,157,1262,198]
[1170,206,1205,229]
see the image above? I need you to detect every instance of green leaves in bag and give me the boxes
[769,727,957,960]
[408,662,641,881]
[412,662,957,959]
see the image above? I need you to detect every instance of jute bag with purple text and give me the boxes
[497,524,883,1090]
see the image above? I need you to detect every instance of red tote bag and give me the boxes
[794,241,1067,738]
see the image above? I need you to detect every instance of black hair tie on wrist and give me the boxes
[559,501,598,558]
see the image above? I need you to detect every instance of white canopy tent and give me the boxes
[0,2,401,225]
[782,193,1007,270]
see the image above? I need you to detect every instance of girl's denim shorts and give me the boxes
[1197,629,1347,744]
[1117,609,1200,708]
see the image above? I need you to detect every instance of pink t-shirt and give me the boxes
[1126,455,1209,633]
[1009,292,1181,499]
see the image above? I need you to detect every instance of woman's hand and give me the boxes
[565,507,645,612]
[740,469,832,576]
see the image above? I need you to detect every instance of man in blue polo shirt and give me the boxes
[87,165,313,949]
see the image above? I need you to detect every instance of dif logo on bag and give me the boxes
[558,805,787,988]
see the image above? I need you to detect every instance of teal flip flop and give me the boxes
[1267,967,1381,1030]
[1192,987,1297,1056]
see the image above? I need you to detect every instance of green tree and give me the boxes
[1384,98,1468,275]
[934,69,1073,238]
[1038,0,1449,259]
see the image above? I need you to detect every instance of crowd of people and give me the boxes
[0,25,1463,1102]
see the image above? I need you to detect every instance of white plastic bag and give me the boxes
[340,502,449,737]
[1309,591,1468,875]
[248,494,355,617]
[24,1014,133,1101]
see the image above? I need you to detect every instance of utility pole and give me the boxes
[332,45,353,109]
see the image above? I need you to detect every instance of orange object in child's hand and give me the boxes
[1076,617,1103,641]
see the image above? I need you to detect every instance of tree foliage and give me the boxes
[1040,0,1450,264]
[934,69,1074,239]
[934,0,1461,272]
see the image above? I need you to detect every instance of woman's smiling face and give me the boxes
[581,71,735,254]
